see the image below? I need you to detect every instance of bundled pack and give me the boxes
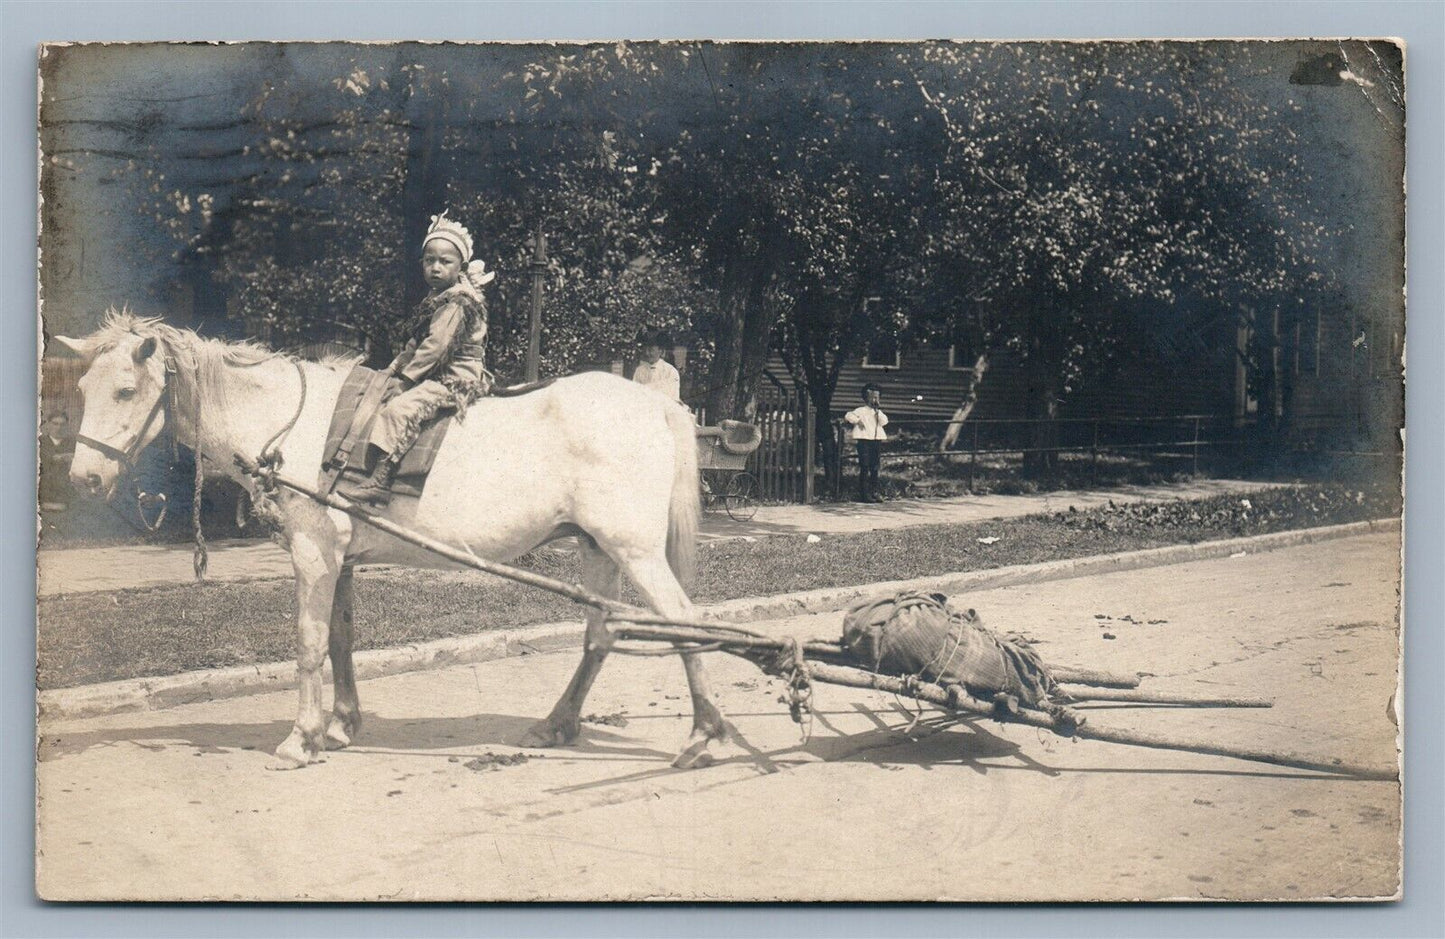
[840,591,1056,707]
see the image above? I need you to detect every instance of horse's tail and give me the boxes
[663,402,700,589]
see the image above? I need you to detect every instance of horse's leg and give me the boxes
[520,539,620,748]
[272,530,343,769]
[324,564,360,750]
[614,551,729,769]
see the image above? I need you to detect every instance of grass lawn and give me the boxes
[37,483,1397,690]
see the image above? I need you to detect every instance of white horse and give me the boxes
[56,311,729,769]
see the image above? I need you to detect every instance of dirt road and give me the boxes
[36,530,1400,901]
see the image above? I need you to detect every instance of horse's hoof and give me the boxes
[671,739,716,770]
[324,720,352,750]
[672,727,726,769]
[269,731,322,769]
[519,718,577,749]
[267,749,310,771]
[672,722,736,769]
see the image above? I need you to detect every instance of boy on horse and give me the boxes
[348,212,495,505]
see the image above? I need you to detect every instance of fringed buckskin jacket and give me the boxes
[388,279,490,409]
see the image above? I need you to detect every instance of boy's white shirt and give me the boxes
[844,404,889,441]
[633,358,681,401]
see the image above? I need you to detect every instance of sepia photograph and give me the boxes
[35,37,1405,902]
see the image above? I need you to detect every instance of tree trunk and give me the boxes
[1022,375,1061,478]
[401,90,446,311]
[703,301,744,423]
[810,382,840,496]
[702,291,778,421]
[1022,300,1064,478]
[940,353,990,450]
[736,295,775,420]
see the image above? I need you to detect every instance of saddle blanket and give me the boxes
[320,364,455,497]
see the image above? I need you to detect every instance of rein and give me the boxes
[77,344,310,580]
[185,355,309,580]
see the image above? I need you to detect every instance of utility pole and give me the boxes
[526,228,548,383]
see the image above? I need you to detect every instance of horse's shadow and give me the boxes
[42,706,1348,785]
[40,707,1036,776]
[39,712,673,763]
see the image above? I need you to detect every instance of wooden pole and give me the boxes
[800,640,1142,691]
[1056,686,1273,708]
[1091,419,1099,482]
[1047,666,1142,689]
[804,662,1395,780]
[803,396,816,504]
[246,463,732,633]
[1192,416,1201,476]
[525,229,547,383]
[969,420,979,492]
[614,623,787,652]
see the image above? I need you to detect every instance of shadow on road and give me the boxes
[41,706,1360,785]
[39,712,674,762]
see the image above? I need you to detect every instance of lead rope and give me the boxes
[190,357,308,582]
[234,358,309,541]
[258,360,308,465]
[191,367,207,581]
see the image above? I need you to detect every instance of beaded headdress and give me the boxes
[422,211,474,264]
[422,211,495,286]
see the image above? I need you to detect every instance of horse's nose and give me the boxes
[84,472,103,495]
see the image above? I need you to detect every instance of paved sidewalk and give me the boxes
[37,479,1273,597]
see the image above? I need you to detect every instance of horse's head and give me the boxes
[52,323,171,501]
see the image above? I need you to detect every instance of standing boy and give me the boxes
[843,383,888,502]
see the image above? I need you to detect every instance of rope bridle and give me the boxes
[74,358,177,533]
[74,338,309,579]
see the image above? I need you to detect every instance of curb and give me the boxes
[39,517,1399,721]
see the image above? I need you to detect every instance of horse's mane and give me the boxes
[95,308,360,369]
[92,308,353,449]
[92,308,280,366]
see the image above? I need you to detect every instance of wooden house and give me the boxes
[761,341,995,421]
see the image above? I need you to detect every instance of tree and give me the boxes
[104,40,1339,451]
[515,43,943,420]
[772,168,933,489]
[908,42,1334,474]
[130,46,718,380]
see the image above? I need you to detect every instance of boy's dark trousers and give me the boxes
[855,439,881,501]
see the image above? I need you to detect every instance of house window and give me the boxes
[1298,311,1319,377]
[862,335,900,370]
[948,344,981,371]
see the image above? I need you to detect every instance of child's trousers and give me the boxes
[369,379,451,459]
[856,439,881,500]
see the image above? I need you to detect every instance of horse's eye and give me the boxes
[116,388,137,402]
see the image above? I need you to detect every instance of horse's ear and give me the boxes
[51,335,97,359]
[133,336,158,363]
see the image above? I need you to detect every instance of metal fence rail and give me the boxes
[829,414,1246,500]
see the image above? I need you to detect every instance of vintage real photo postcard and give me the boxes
[36,39,1404,901]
